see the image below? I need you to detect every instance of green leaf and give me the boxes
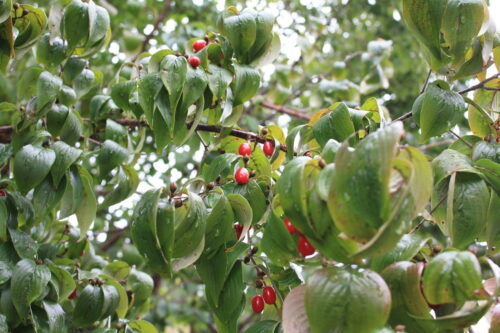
[442,0,485,65]
[0,261,13,285]
[63,56,87,83]
[203,195,235,254]
[173,192,206,258]
[486,192,500,248]
[42,301,66,333]
[73,284,104,326]
[59,167,83,219]
[230,64,260,107]
[36,34,67,69]
[33,176,66,220]
[62,0,89,50]
[402,0,449,69]
[47,262,76,302]
[410,301,491,330]
[174,67,208,142]
[221,9,257,62]
[138,73,162,126]
[87,2,110,47]
[222,180,267,224]
[207,64,233,99]
[313,103,356,147]
[245,320,280,333]
[305,266,391,333]
[0,0,11,24]
[432,149,482,185]
[73,68,95,98]
[100,284,119,319]
[9,229,38,259]
[59,110,83,146]
[51,141,82,187]
[128,320,158,333]
[100,164,139,209]
[327,123,403,241]
[37,71,62,113]
[261,211,298,265]
[12,4,47,50]
[371,233,430,272]
[0,199,7,242]
[14,144,56,193]
[432,172,490,249]
[413,81,466,143]
[110,80,141,116]
[59,85,77,106]
[75,167,96,241]
[381,262,435,333]
[130,189,169,275]
[97,140,129,177]
[467,89,497,138]
[160,54,187,120]
[11,259,51,319]
[127,268,154,307]
[422,250,482,304]
[0,17,13,74]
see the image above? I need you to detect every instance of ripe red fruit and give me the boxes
[68,288,78,299]
[188,56,201,67]
[298,236,315,257]
[238,142,252,156]
[0,190,6,197]
[252,295,264,313]
[263,286,276,305]
[263,141,274,156]
[192,39,207,52]
[283,218,297,235]
[235,167,249,185]
[234,224,243,239]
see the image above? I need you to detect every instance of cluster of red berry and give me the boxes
[234,141,274,185]
[188,39,207,68]
[251,286,276,313]
[284,218,315,257]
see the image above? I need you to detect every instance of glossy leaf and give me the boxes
[305,267,391,333]
[422,251,482,304]
[14,144,56,193]
[11,259,51,319]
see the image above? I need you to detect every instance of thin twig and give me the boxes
[418,139,454,150]
[420,69,432,94]
[392,111,413,123]
[448,129,473,148]
[458,73,500,95]
[260,101,311,120]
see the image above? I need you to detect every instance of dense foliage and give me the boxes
[0,0,499,332]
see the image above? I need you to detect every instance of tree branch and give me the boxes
[260,101,311,120]
[137,0,173,56]
[187,122,289,152]
[458,73,500,95]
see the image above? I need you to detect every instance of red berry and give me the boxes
[263,141,274,156]
[235,167,249,185]
[238,142,252,156]
[263,286,276,305]
[283,218,297,235]
[0,190,6,197]
[234,224,243,239]
[252,295,264,313]
[192,39,207,52]
[188,56,201,67]
[298,236,315,257]
[68,288,78,299]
